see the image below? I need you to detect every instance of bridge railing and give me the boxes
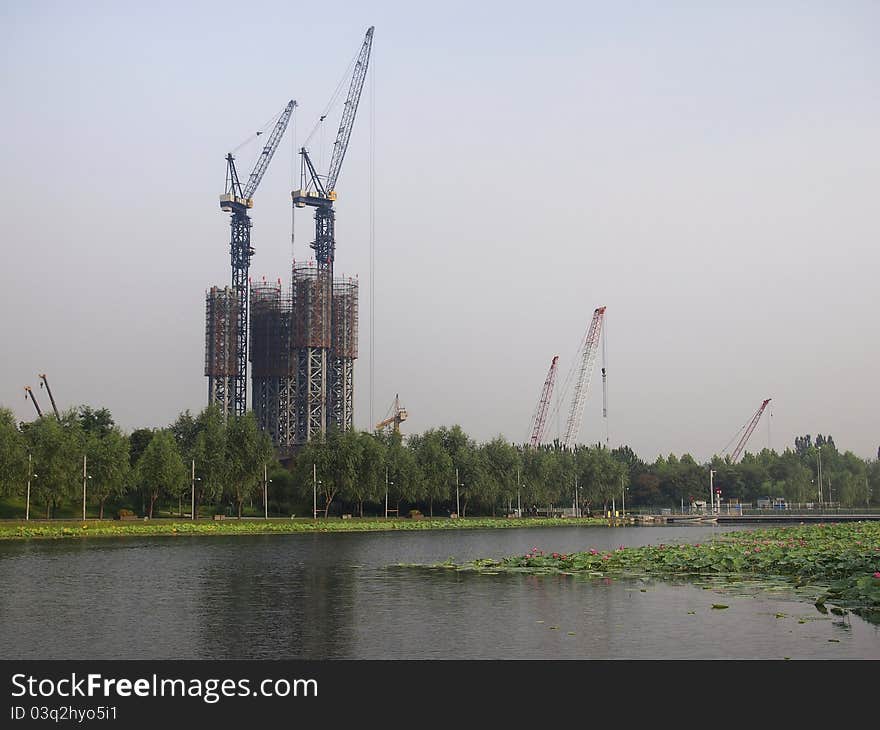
[629,504,880,517]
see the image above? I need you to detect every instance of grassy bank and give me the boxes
[426,522,880,618]
[0,516,609,541]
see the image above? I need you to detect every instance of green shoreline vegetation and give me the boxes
[0,516,608,541]
[2,403,879,529]
[423,522,880,620]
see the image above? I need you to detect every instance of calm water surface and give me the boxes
[1,524,877,659]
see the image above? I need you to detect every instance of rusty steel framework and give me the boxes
[249,281,290,446]
[528,355,559,447]
[248,263,358,452]
[330,277,358,431]
[292,262,332,445]
[205,286,239,417]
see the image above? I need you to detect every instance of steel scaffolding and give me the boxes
[248,264,358,451]
[205,286,239,418]
[329,278,358,431]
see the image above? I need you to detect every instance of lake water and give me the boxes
[1,524,878,659]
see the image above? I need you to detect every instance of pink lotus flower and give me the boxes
[589,549,598,555]
[602,554,611,560]
[873,572,880,579]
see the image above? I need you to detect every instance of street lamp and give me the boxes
[384,467,394,518]
[82,454,92,521]
[25,452,36,521]
[190,459,201,521]
[515,467,526,518]
[709,469,716,514]
[263,464,272,520]
[312,463,323,520]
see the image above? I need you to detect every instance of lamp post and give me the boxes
[26,454,36,521]
[263,464,272,520]
[190,460,201,520]
[709,469,716,515]
[516,467,522,517]
[574,474,579,518]
[455,467,460,518]
[26,453,31,521]
[313,464,317,520]
[82,455,92,521]
[384,467,394,518]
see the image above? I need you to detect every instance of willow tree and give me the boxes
[23,415,81,518]
[136,430,186,519]
[225,412,273,519]
[192,405,227,517]
[347,431,384,517]
[410,430,452,517]
[85,426,130,519]
[0,408,26,498]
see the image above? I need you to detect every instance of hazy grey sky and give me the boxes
[2,1,878,460]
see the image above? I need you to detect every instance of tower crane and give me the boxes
[528,355,559,447]
[38,373,60,418]
[293,27,373,275]
[729,398,772,463]
[562,306,606,449]
[375,394,408,434]
[24,386,43,418]
[218,99,296,417]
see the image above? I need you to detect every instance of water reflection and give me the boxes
[1,526,878,659]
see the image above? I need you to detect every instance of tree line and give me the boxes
[0,405,273,519]
[1,403,878,518]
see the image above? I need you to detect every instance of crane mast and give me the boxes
[24,386,43,418]
[215,99,296,418]
[293,26,374,273]
[289,27,373,438]
[730,398,771,462]
[38,373,60,418]
[528,356,559,447]
[562,306,606,449]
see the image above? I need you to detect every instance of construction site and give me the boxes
[204,28,372,456]
[200,24,770,461]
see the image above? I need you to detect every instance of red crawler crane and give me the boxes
[730,398,772,462]
[528,356,559,447]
